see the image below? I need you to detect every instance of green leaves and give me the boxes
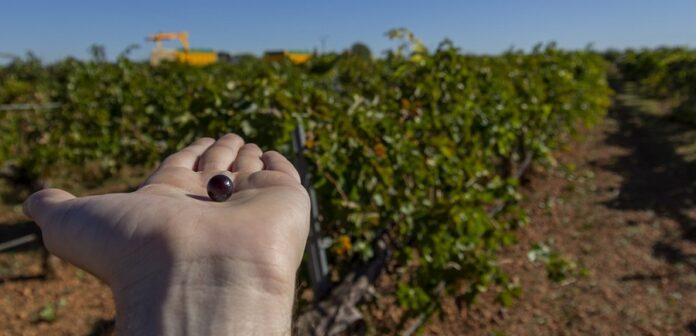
[528,243,588,282]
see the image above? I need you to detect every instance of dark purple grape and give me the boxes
[207,174,234,202]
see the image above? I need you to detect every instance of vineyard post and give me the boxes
[292,120,330,300]
[0,102,62,112]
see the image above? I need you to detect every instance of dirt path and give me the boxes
[0,94,695,335]
[426,94,696,335]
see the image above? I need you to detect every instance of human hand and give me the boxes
[23,134,310,335]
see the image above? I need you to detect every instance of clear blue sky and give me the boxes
[1,0,695,62]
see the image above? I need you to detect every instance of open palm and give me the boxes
[24,134,310,301]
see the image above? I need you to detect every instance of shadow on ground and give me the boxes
[87,318,115,336]
[599,95,696,334]
[602,96,696,243]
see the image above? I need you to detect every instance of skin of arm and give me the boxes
[23,134,310,335]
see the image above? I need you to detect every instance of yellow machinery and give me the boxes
[147,32,217,66]
[263,50,312,64]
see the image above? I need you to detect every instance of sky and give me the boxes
[1,0,695,62]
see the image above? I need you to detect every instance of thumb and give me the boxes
[23,189,113,283]
[23,189,109,280]
[23,188,76,226]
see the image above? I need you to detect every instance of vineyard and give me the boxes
[2,39,696,335]
[611,47,696,125]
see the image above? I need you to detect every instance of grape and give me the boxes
[207,174,234,202]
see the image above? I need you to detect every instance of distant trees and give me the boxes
[347,42,372,59]
[88,44,107,62]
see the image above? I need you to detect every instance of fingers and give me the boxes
[23,188,76,226]
[232,144,264,173]
[232,151,303,192]
[235,171,303,191]
[261,151,301,183]
[199,134,245,171]
[160,137,215,170]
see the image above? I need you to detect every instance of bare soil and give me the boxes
[0,94,695,335]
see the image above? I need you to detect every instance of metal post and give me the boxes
[292,120,330,300]
[0,234,37,252]
[0,102,62,112]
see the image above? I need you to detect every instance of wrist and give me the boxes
[112,260,296,335]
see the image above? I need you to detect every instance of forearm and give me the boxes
[112,262,296,335]
[115,286,294,335]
